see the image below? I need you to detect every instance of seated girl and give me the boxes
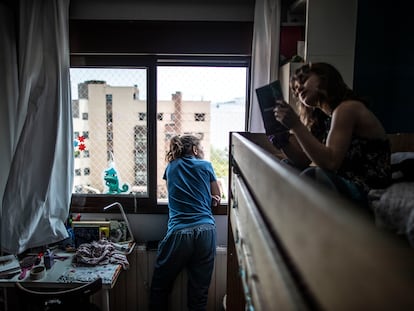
[270,62,391,206]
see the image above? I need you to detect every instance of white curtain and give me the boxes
[0,0,73,255]
[248,0,281,133]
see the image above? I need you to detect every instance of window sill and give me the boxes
[70,203,228,215]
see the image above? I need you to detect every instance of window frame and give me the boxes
[69,19,253,215]
[69,55,250,214]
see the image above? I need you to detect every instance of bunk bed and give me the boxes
[226,132,414,310]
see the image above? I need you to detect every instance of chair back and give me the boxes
[15,277,102,311]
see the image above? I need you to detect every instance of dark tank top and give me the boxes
[318,115,392,194]
[337,136,392,193]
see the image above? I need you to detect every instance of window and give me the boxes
[69,19,252,213]
[70,61,248,213]
[156,65,247,203]
[70,60,248,212]
[138,112,147,121]
[194,113,206,122]
[73,100,80,118]
[70,68,148,199]
[133,125,148,192]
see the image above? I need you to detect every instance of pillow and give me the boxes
[391,152,414,182]
[391,152,414,164]
[369,182,414,246]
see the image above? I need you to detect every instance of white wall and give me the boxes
[81,213,228,246]
[126,214,228,246]
[305,0,358,86]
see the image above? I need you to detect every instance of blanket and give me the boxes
[369,182,414,246]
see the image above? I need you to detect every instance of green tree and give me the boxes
[210,146,228,178]
[210,146,229,200]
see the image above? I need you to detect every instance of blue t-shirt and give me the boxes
[163,155,217,234]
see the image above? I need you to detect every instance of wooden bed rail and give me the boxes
[226,132,414,311]
[388,133,414,152]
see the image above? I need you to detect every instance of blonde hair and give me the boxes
[166,135,201,162]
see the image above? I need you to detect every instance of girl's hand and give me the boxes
[273,100,301,129]
[211,194,221,207]
[268,130,290,149]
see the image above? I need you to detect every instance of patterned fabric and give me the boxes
[338,136,392,193]
[319,118,392,195]
[58,263,120,285]
[74,239,129,269]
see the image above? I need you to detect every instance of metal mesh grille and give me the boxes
[70,67,246,201]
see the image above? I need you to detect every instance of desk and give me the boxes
[0,252,122,311]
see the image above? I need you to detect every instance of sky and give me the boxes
[70,66,247,102]
[70,66,247,150]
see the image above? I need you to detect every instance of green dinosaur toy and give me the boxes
[104,166,129,194]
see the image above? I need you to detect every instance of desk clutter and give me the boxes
[1,246,125,286]
[74,239,129,270]
[0,202,133,293]
[72,220,130,248]
[0,251,66,281]
[1,238,129,285]
[57,262,121,285]
[62,203,136,255]
[18,255,39,280]
[67,219,135,255]
[0,255,20,279]
[0,253,45,280]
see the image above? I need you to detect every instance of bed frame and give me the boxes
[226,132,414,310]
[388,133,414,152]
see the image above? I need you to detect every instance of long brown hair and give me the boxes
[166,135,201,162]
[290,62,366,140]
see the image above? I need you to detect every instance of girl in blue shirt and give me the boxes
[150,135,221,311]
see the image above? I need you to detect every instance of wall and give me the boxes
[69,0,254,21]
[80,213,228,246]
[285,0,413,134]
[305,0,358,87]
[353,1,414,133]
[69,0,255,247]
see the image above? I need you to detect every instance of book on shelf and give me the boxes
[255,80,288,135]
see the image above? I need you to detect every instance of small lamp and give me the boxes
[103,202,136,254]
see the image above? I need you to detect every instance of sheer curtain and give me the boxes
[0,0,73,254]
[248,0,281,133]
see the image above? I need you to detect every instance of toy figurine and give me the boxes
[103,165,129,194]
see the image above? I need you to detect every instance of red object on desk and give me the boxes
[35,252,43,265]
